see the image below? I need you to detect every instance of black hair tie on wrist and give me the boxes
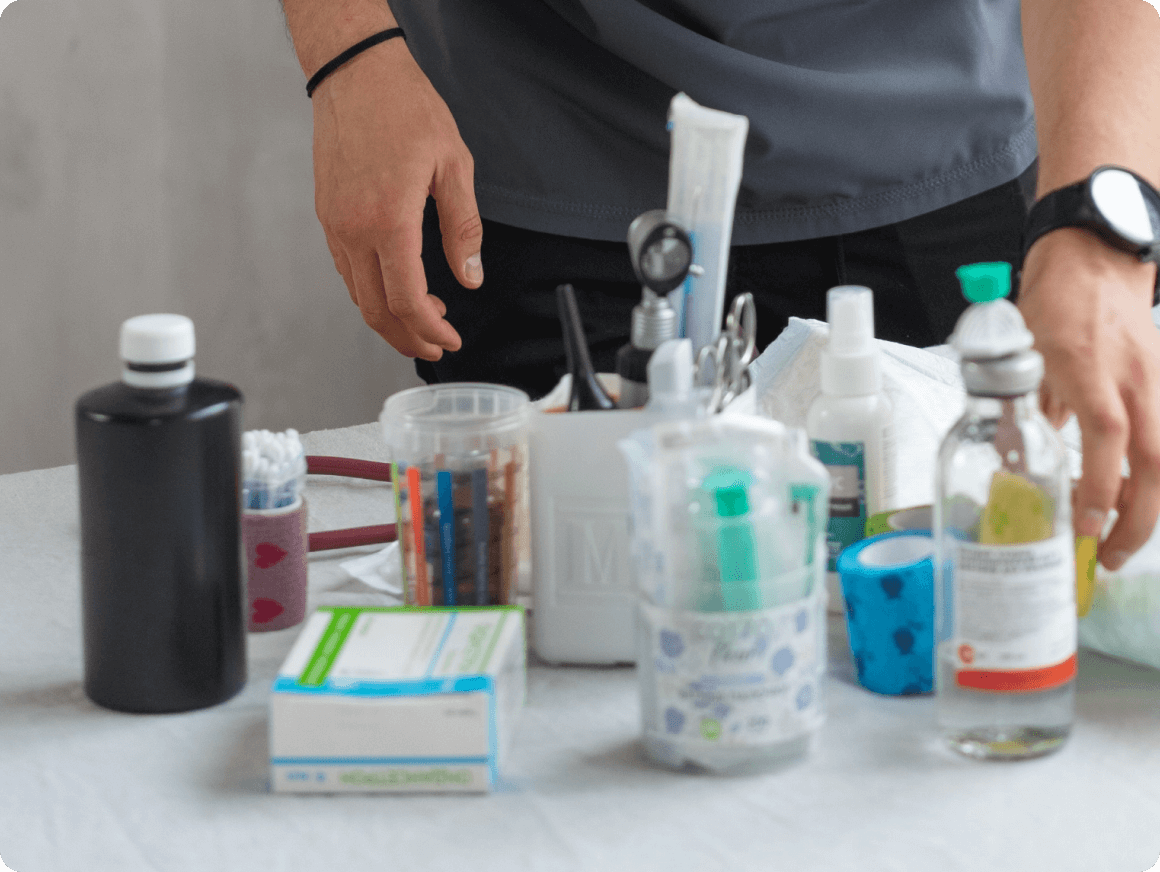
[306,27,405,98]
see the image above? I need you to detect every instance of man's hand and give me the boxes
[309,41,481,360]
[1020,0,1160,566]
[281,0,481,361]
[1018,229,1160,569]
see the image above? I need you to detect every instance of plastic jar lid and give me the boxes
[381,383,531,461]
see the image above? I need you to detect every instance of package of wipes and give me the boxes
[270,606,525,793]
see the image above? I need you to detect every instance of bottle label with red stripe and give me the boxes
[953,535,1077,692]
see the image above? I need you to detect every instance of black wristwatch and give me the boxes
[1023,165,1160,264]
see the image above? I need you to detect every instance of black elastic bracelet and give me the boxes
[306,27,405,98]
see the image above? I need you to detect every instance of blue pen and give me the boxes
[675,230,697,338]
[437,470,456,606]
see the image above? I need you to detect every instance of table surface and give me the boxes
[3,422,1159,872]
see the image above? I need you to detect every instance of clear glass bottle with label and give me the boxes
[934,263,1075,759]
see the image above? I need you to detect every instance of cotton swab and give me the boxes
[243,429,306,509]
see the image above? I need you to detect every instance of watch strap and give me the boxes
[1023,169,1160,264]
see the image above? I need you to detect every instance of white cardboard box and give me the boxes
[270,606,525,793]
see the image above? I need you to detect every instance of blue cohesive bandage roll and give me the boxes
[836,530,935,696]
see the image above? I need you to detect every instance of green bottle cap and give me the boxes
[955,262,1012,303]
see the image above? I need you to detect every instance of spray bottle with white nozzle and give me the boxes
[807,286,896,612]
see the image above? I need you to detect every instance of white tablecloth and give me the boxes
[3,423,1159,872]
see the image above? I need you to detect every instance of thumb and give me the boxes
[432,155,484,289]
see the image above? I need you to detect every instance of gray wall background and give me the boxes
[0,0,421,476]
[2,0,1160,477]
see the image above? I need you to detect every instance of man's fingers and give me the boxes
[328,214,463,359]
[1099,371,1160,569]
[432,154,484,289]
[1072,388,1130,542]
[348,249,445,360]
[324,234,358,306]
[377,221,463,351]
[1039,381,1071,429]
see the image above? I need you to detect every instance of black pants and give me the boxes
[417,164,1037,399]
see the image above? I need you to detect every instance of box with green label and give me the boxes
[270,606,525,793]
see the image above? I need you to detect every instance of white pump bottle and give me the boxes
[807,286,896,612]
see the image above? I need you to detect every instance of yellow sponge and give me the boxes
[1075,536,1097,618]
[978,470,1093,618]
[978,469,1054,545]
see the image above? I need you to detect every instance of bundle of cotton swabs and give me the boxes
[243,429,306,510]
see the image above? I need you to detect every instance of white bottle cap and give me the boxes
[120,314,196,388]
[647,338,694,401]
[949,298,1034,360]
[820,286,881,397]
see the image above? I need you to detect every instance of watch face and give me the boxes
[1090,167,1160,247]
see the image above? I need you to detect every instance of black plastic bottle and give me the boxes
[75,314,246,713]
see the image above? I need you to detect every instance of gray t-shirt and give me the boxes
[392,0,1037,245]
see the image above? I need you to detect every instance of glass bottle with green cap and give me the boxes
[934,262,1076,760]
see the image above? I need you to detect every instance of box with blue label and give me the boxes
[270,606,525,793]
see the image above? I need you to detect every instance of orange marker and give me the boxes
[407,465,430,606]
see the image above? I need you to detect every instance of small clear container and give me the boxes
[381,384,531,607]
[620,416,830,774]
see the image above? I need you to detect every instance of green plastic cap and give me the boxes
[956,262,1012,304]
[703,467,752,518]
[714,484,750,518]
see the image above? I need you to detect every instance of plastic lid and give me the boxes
[647,338,693,401]
[956,262,1012,303]
[120,314,195,364]
[714,485,749,518]
[950,298,1035,359]
[820,286,881,396]
[381,383,530,462]
[702,467,752,518]
[949,262,1041,394]
[949,263,1034,361]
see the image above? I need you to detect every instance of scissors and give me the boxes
[695,292,757,413]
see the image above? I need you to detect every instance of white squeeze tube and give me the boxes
[664,93,749,356]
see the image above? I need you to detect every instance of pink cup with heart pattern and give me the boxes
[242,497,308,632]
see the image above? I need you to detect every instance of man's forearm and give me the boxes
[281,0,398,80]
[1022,0,1160,196]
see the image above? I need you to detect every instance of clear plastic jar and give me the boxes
[381,384,530,607]
[621,417,829,774]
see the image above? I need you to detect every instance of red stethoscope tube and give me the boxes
[304,455,397,552]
